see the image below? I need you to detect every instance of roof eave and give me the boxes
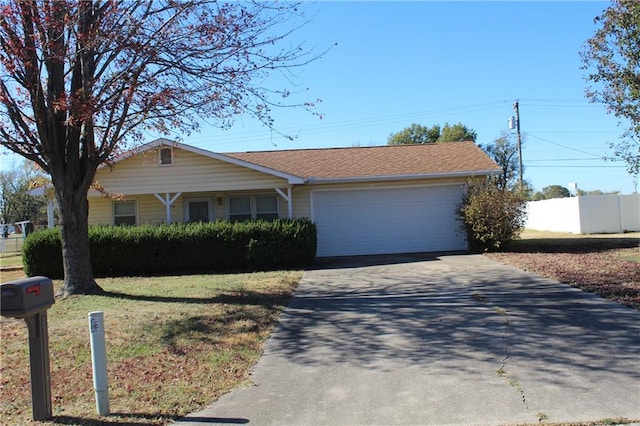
[304,169,501,184]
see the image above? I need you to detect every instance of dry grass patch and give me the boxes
[486,231,640,310]
[0,271,301,425]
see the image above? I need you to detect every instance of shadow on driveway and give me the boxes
[179,253,640,425]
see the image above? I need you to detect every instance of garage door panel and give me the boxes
[313,185,467,256]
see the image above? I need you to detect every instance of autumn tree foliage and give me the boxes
[457,181,527,253]
[0,0,322,296]
[581,0,640,177]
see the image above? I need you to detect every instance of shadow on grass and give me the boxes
[101,290,290,307]
[174,416,250,424]
[52,412,251,425]
[51,412,178,425]
[100,290,293,349]
[507,236,639,253]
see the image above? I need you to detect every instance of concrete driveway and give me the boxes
[177,254,640,425]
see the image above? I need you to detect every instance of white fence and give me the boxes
[526,193,640,234]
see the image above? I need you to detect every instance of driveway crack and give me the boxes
[472,292,546,422]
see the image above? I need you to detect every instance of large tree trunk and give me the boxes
[55,181,103,297]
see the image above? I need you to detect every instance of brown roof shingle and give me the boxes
[224,141,500,181]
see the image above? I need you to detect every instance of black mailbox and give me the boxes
[1,276,55,319]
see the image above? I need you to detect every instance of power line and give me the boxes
[526,157,622,162]
[526,133,604,158]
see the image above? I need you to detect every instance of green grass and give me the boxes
[0,252,23,268]
[0,271,301,425]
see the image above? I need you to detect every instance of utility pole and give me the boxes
[512,101,523,187]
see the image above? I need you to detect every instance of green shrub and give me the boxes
[457,183,527,252]
[22,228,64,278]
[22,219,317,278]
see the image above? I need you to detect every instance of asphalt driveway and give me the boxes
[177,254,640,425]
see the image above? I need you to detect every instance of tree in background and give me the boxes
[439,123,478,143]
[581,0,640,177]
[0,1,324,296]
[481,133,519,190]
[387,122,476,145]
[531,185,571,201]
[0,161,47,233]
[576,189,620,196]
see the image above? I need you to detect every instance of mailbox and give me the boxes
[1,276,55,319]
[0,276,55,421]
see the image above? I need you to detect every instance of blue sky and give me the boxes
[1,1,637,194]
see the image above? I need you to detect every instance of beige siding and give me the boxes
[291,186,311,218]
[88,198,111,225]
[92,147,288,195]
[138,195,177,224]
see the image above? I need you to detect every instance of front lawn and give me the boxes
[0,271,301,425]
[486,231,640,310]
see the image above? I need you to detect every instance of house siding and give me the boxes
[92,147,289,196]
[88,198,111,225]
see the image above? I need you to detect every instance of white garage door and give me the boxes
[312,185,467,257]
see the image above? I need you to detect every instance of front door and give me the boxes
[188,201,210,222]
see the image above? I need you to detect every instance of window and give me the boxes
[229,196,252,222]
[113,201,136,225]
[256,196,279,220]
[159,148,173,165]
[228,195,279,221]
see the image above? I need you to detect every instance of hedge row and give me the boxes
[23,219,317,278]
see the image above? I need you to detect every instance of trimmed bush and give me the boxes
[22,218,317,278]
[22,228,64,278]
[457,183,527,252]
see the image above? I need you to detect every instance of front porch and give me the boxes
[85,187,295,227]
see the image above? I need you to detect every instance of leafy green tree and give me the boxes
[0,161,47,233]
[581,0,640,177]
[576,189,620,196]
[387,123,440,145]
[532,185,571,200]
[481,134,518,190]
[0,1,322,296]
[439,123,477,142]
[457,181,527,252]
[387,122,476,145]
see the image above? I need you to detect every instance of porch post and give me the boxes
[47,199,55,229]
[153,193,182,223]
[274,188,293,219]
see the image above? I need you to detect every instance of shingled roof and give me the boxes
[223,141,500,181]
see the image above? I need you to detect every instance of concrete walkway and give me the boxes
[177,254,640,425]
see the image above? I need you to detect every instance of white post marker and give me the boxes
[88,311,110,416]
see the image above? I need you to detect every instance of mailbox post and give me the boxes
[1,277,55,421]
